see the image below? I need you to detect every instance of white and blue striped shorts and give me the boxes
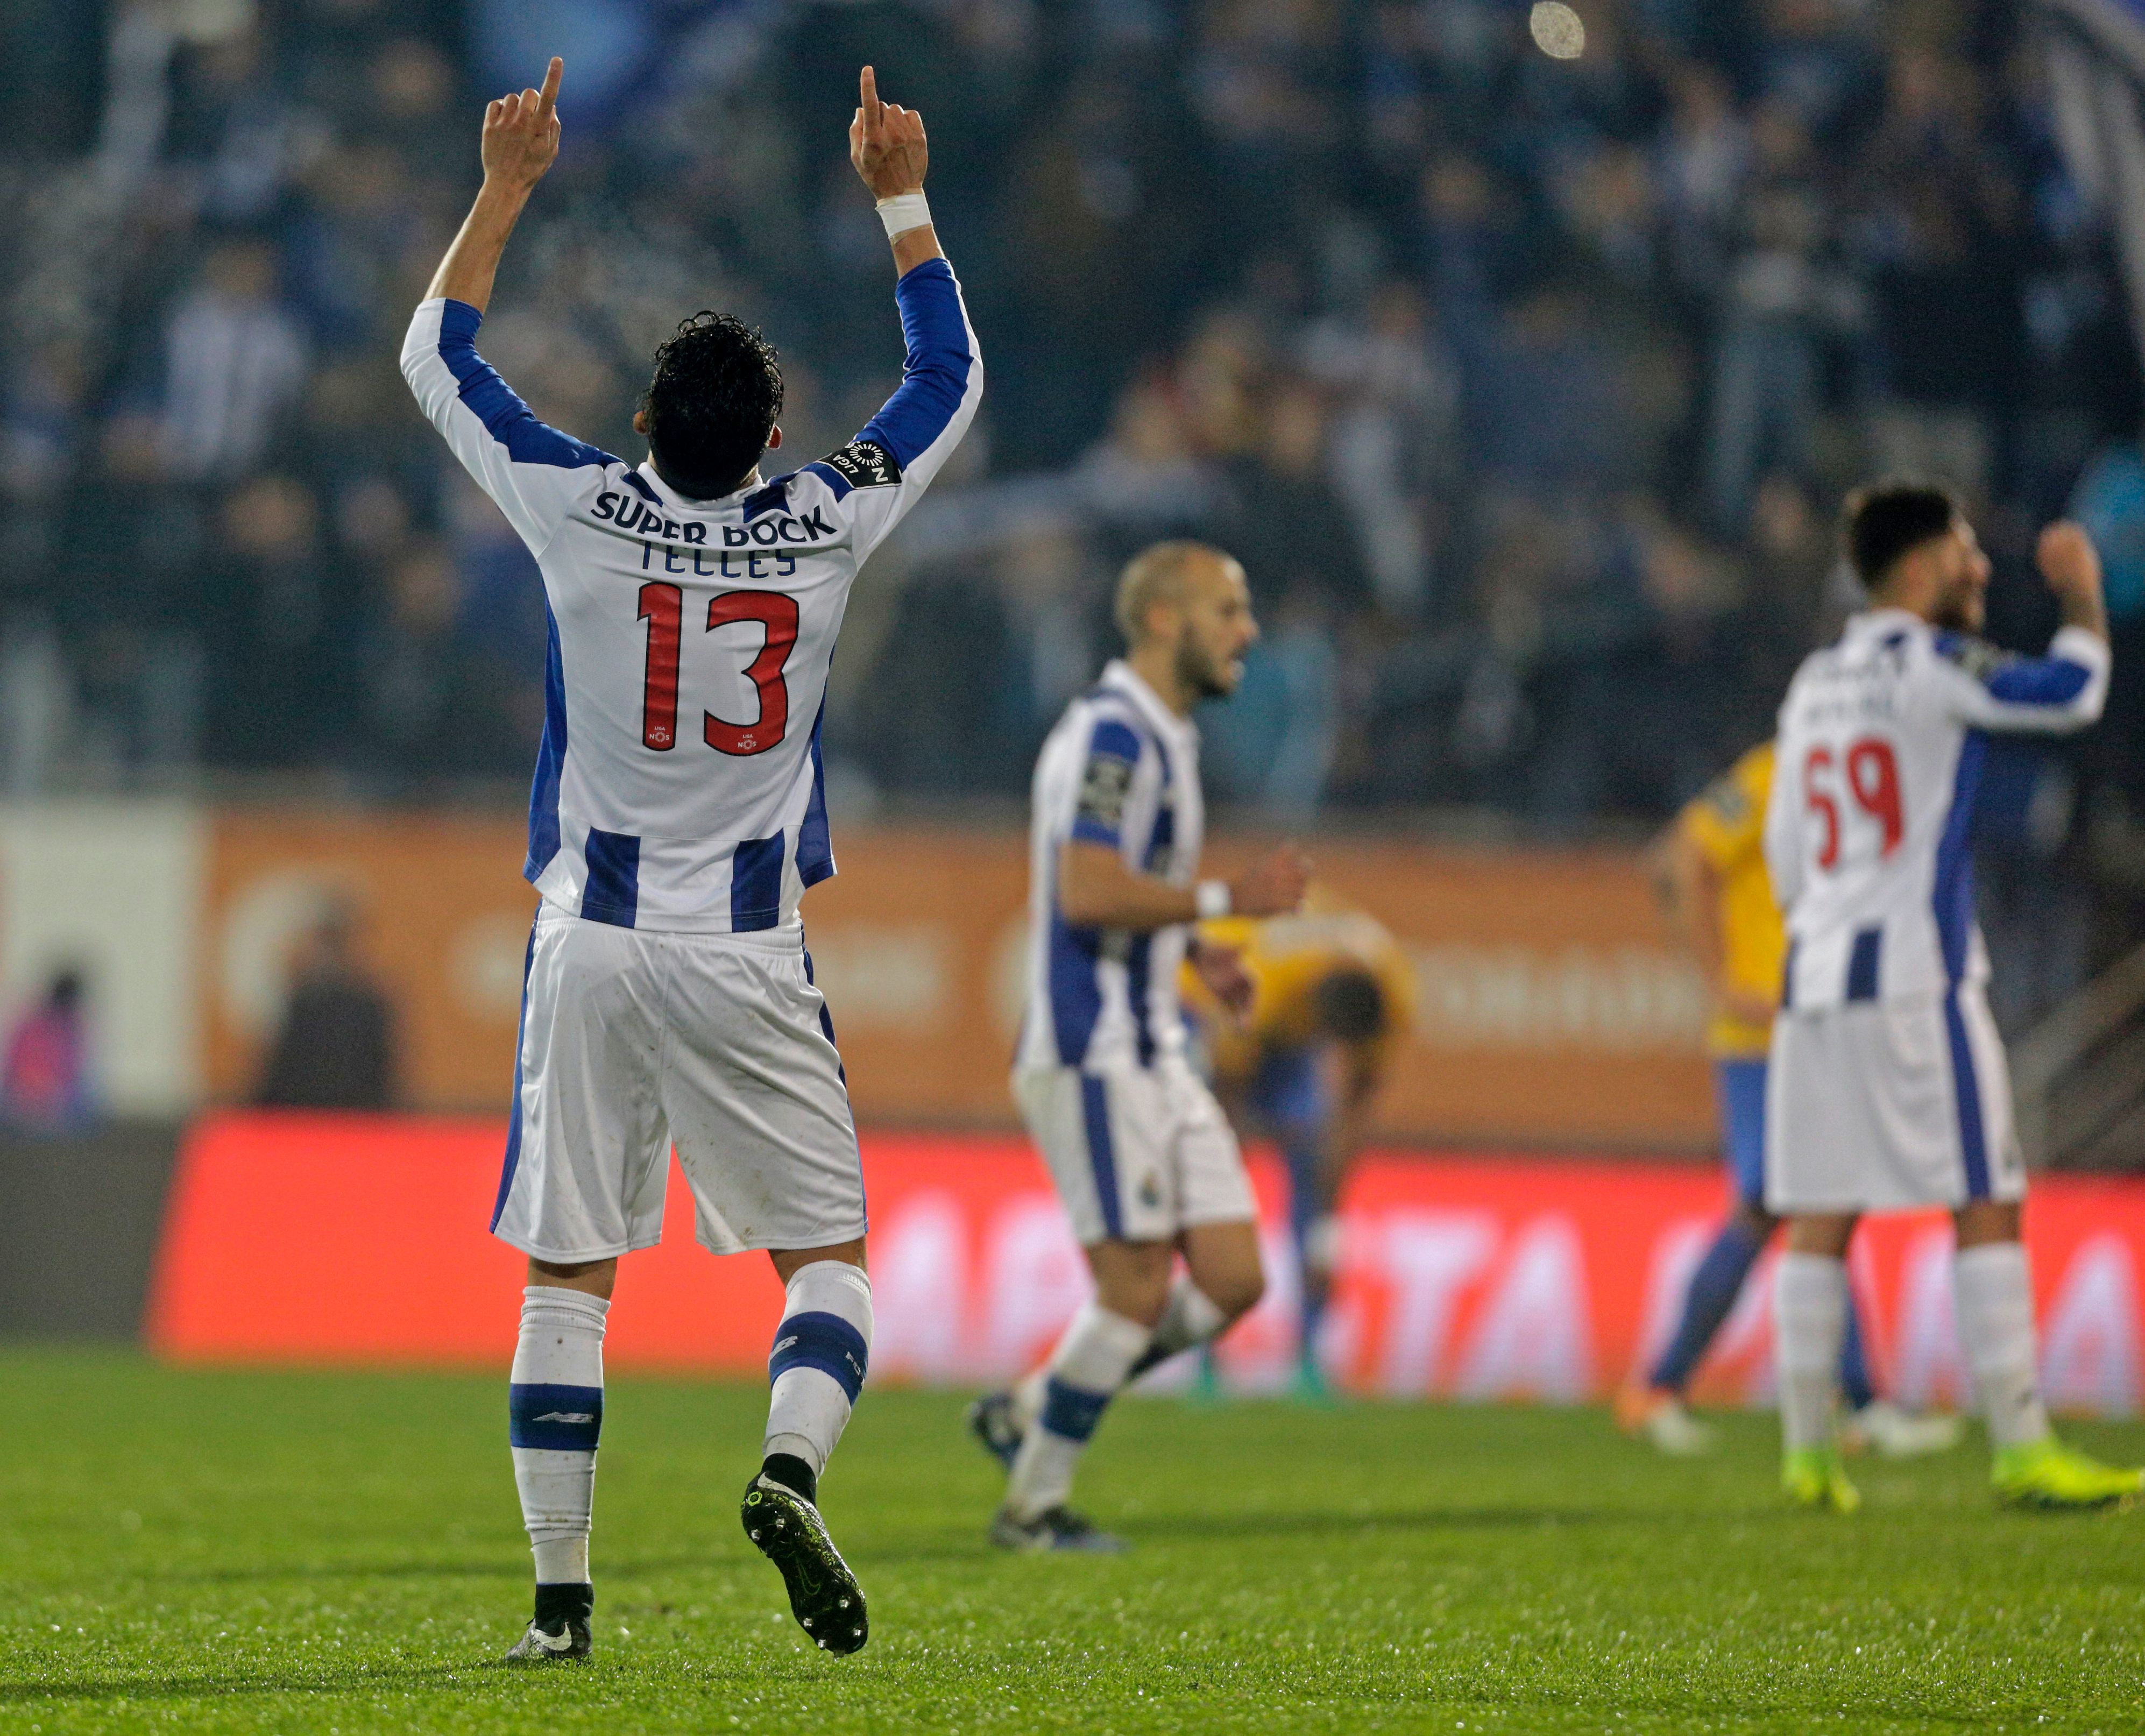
[491,902,867,1263]
[1765,977,2024,1214]
[1013,1058,1255,1246]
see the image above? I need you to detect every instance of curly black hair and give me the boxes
[1842,479,1962,591]
[640,312,784,500]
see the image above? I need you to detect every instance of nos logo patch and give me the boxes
[822,440,902,490]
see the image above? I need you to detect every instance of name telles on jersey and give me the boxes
[591,491,836,547]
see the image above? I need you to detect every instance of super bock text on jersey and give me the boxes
[402,257,981,1264]
[401,260,982,937]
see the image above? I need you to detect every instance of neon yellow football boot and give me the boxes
[1990,1437,2143,1510]
[1781,1444,1861,1513]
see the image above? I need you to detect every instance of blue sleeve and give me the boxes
[1071,718,1143,847]
[855,259,975,467]
[431,301,614,469]
[1930,628,2109,734]
[1984,659,2092,705]
[401,297,617,555]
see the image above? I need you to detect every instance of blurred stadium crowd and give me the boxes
[1,0,2142,880]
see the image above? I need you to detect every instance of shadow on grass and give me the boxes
[135,1558,530,1585]
[1123,1505,1658,1541]
[0,1660,479,1704]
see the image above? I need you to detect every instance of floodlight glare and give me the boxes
[1530,2,1586,59]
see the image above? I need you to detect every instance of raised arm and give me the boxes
[1934,523,2111,735]
[426,57,562,313]
[805,67,982,557]
[850,65,941,278]
[402,58,613,554]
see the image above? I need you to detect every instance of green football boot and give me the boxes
[1781,1444,1861,1513]
[1991,1437,2143,1510]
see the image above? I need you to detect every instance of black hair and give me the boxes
[640,312,784,500]
[1313,967,1388,1046]
[1842,479,1961,591]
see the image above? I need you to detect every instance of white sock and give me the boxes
[1004,1302,1150,1522]
[1774,1252,1847,1454]
[1141,1276,1229,1369]
[1955,1241,2050,1451]
[764,1260,874,1481]
[509,1286,608,1585]
[1012,1365,1047,1434]
[1012,1278,1229,1430]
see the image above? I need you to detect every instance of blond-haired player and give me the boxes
[969,541,1307,1549]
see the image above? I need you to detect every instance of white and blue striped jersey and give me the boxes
[400,258,981,932]
[1016,661,1206,1073]
[1764,607,2109,1010]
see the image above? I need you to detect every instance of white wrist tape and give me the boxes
[1195,880,1232,921]
[875,193,932,239]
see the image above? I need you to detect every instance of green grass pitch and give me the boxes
[6,1349,2145,1733]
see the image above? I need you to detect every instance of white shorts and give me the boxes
[1765,980,2024,1215]
[491,903,867,1262]
[1013,1059,1256,1246]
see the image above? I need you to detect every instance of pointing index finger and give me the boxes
[537,56,562,121]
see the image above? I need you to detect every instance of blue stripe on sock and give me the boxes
[1839,1296,1876,1412]
[1039,1376,1112,1443]
[509,1383,604,1451]
[769,1309,869,1404]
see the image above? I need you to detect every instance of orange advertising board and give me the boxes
[201,817,1713,1149]
[150,1114,2145,1419]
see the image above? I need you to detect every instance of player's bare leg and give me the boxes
[985,1225,1263,1550]
[744,1238,872,1653]
[987,1238,1167,1551]
[505,1253,614,1661]
[1953,1201,2141,1508]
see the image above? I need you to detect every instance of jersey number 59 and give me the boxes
[1803,737,1903,869]
[636,583,797,756]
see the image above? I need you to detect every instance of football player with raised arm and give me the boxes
[1619,741,1959,1461]
[1764,482,2139,1512]
[402,59,979,1658]
[968,541,1308,1549]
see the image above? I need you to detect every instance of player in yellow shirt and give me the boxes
[1184,896,1414,1395]
[1617,742,1960,1458]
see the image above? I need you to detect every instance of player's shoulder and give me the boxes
[1928,628,2012,685]
[1066,676,1158,749]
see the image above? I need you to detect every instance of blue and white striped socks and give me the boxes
[508,1286,608,1588]
[762,1260,874,1502]
[1005,1302,1152,1521]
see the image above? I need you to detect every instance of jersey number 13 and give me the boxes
[636,583,797,756]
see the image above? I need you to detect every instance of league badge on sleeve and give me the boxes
[822,441,903,490]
